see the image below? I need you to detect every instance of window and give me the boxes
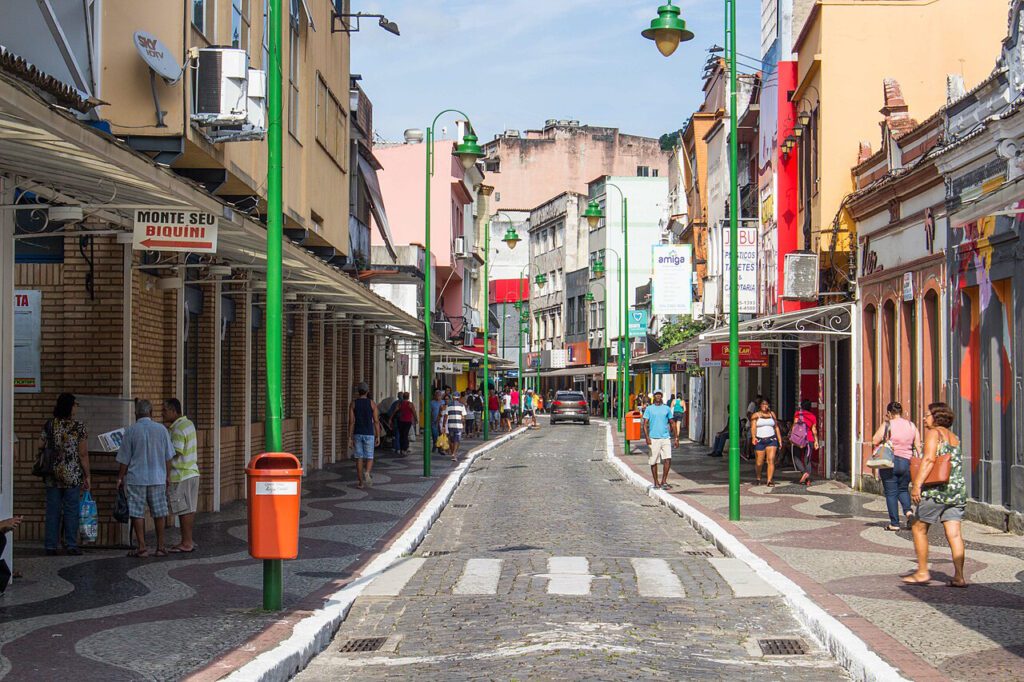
[882,300,897,404]
[288,2,301,138]
[923,290,941,405]
[637,166,650,177]
[315,73,346,166]
[652,169,659,177]
[231,0,250,50]
[221,317,233,426]
[901,299,917,418]
[864,304,877,426]
[261,0,269,68]
[193,0,215,37]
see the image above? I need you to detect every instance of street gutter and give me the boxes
[224,427,530,681]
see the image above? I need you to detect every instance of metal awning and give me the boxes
[633,337,700,365]
[534,366,605,378]
[0,71,424,337]
[431,339,513,369]
[359,154,397,260]
[698,302,854,344]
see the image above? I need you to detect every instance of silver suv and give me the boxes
[550,391,590,425]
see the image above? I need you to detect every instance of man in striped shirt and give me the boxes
[442,393,467,461]
[163,399,199,553]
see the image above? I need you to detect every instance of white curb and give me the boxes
[225,428,528,682]
[603,424,909,682]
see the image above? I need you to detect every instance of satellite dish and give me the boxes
[133,31,182,84]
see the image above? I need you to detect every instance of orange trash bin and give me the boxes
[246,452,304,560]
[625,410,644,441]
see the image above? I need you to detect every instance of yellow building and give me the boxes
[792,0,1007,279]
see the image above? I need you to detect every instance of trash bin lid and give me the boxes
[245,452,303,476]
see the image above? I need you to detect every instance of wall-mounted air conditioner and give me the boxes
[463,330,475,346]
[192,48,249,126]
[453,236,467,259]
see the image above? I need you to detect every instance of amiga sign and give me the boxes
[133,209,218,253]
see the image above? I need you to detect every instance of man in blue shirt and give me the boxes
[642,390,673,490]
[116,399,175,557]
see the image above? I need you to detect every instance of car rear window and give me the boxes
[556,392,585,401]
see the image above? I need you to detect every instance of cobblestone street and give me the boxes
[299,420,847,680]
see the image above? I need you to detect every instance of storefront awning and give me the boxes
[431,339,513,369]
[534,366,605,378]
[358,154,397,261]
[633,337,700,365]
[698,302,854,345]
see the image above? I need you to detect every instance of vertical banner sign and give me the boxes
[627,309,648,338]
[723,225,758,313]
[651,244,693,315]
[14,290,41,393]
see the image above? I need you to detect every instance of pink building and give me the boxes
[372,141,473,322]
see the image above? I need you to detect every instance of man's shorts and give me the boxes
[502,410,513,420]
[915,498,965,524]
[168,476,200,516]
[490,410,500,421]
[648,438,672,466]
[523,408,535,417]
[448,429,462,443]
[353,434,375,459]
[465,418,476,431]
[126,483,169,519]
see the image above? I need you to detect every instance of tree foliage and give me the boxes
[657,316,707,348]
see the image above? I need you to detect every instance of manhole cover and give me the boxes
[339,637,388,653]
[451,503,472,508]
[421,550,453,557]
[687,550,713,557]
[758,638,807,656]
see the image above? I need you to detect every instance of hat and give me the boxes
[356,382,369,393]
[453,392,461,398]
[654,389,664,395]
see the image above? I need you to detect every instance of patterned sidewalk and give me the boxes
[0,432,499,681]
[617,439,1024,682]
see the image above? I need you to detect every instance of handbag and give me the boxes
[910,438,952,487]
[112,487,130,524]
[866,424,894,468]
[31,420,58,478]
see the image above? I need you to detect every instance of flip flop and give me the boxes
[168,546,195,553]
[885,524,901,531]
[153,549,169,558]
[126,549,149,558]
[901,576,932,586]
[947,580,969,589]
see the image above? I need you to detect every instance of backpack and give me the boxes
[789,413,810,447]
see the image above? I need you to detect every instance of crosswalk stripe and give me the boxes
[362,557,426,596]
[454,558,503,595]
[708,557,780,597]
[631,558,686,598]
[546,556,593,595]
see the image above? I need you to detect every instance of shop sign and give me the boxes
[435,361,467,374]
[566,341,590,366]
[133,209,218,253]
[671,362,687,372]
[14,290,41,393]
[722,226,758,314]
[550,349,567,369]
[902,272,914,302]
[397,353,410,375]
[651,244,692,315]
[627,309,648,338]
[700,341,768,368]
[651,362,672,375]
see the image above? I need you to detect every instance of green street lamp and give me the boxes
[601,180,632,455]
[502,226,521,249]
[483,212,521,441]
[534,273,547,289]
[592,258,606,278]
[592,248,625,433]
[585,285,611,419]
[423,111,485,478]
[584,199,604,229]
[641,1,694,57]
[644,0,740,521]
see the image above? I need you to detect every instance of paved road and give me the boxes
[299,421,849,680]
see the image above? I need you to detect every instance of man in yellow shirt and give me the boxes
[163,399,199,553]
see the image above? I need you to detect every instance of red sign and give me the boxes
[566,341,590,366]
[710,341,768,367]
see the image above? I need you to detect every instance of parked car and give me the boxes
[550,390,590,425]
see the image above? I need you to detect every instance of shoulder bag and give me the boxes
[867,423,895,468]
[31,420,58,478]
[910,433,952,487]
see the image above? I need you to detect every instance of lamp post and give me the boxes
[643,0,741,521]
[482,212,521,441]
[585,286,608,418]
[422,111,485,477]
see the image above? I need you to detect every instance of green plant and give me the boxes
[657,316,706,347]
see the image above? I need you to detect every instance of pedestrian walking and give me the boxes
[39,393,91,556]
[510,385,521,424]
[162,398,199,553]
[488,390,500,431]
[349,383,380,489]
[670,393,686,447]
[791,400,820,487]
[429,389,444,451]
[523,389,538,429]
[394,392,417,455]
[464,390,478,437]
[443,393,467,460]
[871,401,921,530]
[501,390,513,432]
[116,399,175,558]
[750,398,782,487]
[902,402,968,588]
[642,390,673,489]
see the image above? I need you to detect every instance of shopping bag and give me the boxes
[436,432,450,453]
[79,491,98,543]
[112,487,130,523]
[866,442,895,468]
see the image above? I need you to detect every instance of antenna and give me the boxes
[133,31,184,128]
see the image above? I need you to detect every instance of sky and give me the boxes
[351,0,762,144]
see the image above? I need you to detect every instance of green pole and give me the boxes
[726,0,741,521]
[423,124,433,477]
[482,220,490,441]
[622,196,630,454]
[617,256,624,432]
[263,0,284,611]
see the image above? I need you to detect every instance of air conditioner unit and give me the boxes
[433,320,452,341]
[453,236,467,259]
[192,48,249,126]
[463,329,475,346]
[783,252,819,300]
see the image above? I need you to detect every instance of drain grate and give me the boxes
[686,550,714,557]
[589,458,604,462]
[421,550,453,557]
[607,478,624,482]
[641,503,660,508]
[505,465,528,469]
[480,457,493,461]
[451,503,472,508]
[758,638,807,656]
[339,637,388,653]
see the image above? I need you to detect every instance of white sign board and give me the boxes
[549,349,567,369]
[14,290,41,393]
[651,244,693,315]
[254,481,298,496]
[722,226,758,314]
[435,361,465,375]
[697,343,720,368]
[133,209,218,253]
[903,272,914,302]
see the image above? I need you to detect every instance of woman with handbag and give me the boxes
[871,401,921,531]
[40,393,91,556]
[902,402,968,587]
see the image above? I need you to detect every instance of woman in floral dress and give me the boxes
[41,393,91,555]
[902,402,967,588]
